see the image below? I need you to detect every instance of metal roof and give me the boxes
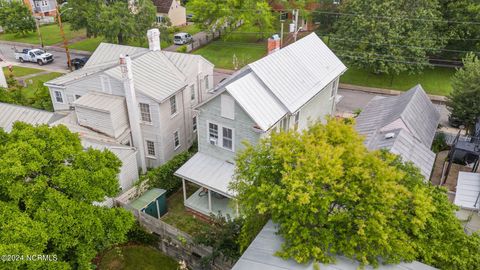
[0,102,56,132]
[355,85,440,179]
[129,188,167,210]
[105,50,187,102]
[174,152,235,197]
[226,73,287,131]
[249,33,347,113]
[454,172,480,210]
[232,221,438,270]
[83,43,149,69]
[73,92,126,113]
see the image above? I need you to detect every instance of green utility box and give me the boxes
[129,188,167,219]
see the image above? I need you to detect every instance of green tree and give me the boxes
[189,0,275,37]
[446,53,480,133]
[0,123,135,269]
[330,0,445,75]
[66,0,156,44]
[0,0,35,35]
[231,119,480,269]
[30,81,54,111]
[438,0,480,59]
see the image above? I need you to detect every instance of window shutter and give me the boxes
[220,94,235,119]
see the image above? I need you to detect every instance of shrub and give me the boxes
[127,222,158,246]
[176,45,187,53]
[432,132,449,153]
[143,151,194,194]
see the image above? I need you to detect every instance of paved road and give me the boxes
[337,88,451,127]
[0,43,87,73]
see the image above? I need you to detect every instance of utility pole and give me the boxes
[56,6,72,71]
[35,18,44,49]
[280,22,284,48]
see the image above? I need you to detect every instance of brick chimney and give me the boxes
[120,54,147,173]
[267,34,281,54]
[147,29,161,51]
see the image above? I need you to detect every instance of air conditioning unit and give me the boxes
[209,138,217,145]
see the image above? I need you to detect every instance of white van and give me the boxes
[173,32,193,45]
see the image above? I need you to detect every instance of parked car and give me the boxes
[14,49,54,66]
[173,33,193,45]
[448,115,463,128]
[70,57,89,70]
[186,14,194,21]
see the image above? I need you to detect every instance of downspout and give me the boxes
[181,87,188,147]
[120,54,147,173]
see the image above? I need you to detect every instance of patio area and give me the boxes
[184,187,237,218]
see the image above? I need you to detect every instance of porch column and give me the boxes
[182,178,187,201]
[208,189,212,212]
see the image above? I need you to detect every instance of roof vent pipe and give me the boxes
[147,28,161,51]
[120,54,147,173]
[385,132,396,139]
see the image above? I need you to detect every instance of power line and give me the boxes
[312,10,480,25]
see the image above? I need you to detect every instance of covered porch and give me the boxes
[175,152,239,219]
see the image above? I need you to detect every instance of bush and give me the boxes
[432,132,449,153]
[127,222,158,246]
[143,151,194,195]
[176,45,187,53]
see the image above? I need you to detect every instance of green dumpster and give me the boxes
[129,188,167,218]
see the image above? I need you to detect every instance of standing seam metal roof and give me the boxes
[0,102,56,132]
[73,92,126,113]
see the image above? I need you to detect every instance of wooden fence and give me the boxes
[115,185,233,270]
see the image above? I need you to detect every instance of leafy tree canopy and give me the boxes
[232,119,480,269]
[66,0,156,44]
[0,123,135,269]
[189,0,275,37]
[0,0,35,35]
[330,0,445,75]
[447,52,480,133]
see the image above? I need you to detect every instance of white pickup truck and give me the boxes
[14,49,54,66]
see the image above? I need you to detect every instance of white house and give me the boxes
[175,33,347,218]
[45,29,214,175]
[152,0,186,26]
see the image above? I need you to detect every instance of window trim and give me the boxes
[207,121,234,152]
[145,140,156,158]
[204,75,209,90]
[100,75,112,94]
[330,78,338,100]
[169,95,177,117]
[139,103,152,124]
[192,116,197,132]
[53,90,64,104]
[190,84,195,101]
[173,130,180,150]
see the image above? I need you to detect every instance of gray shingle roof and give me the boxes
[232,221,437,270]
[355,85,440,179]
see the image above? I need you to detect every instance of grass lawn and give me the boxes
[193,41,266,69]
[340,67,455,96]
[0,23,86,46]
[2,66,43,77]
[21,72,62,98]
[161,184,210,236]
[177,24,201,35]
[98,245,178,270]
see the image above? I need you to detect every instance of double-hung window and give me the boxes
[208,123,218,145]
[294,112,300,130]
[174,131,180,149]
[192,116,197,132]
[139,103,152,123]
[54,90,64,103]
[222,127,233,150]
[146,140,156,157]
[204,75,209,90]
[170,95,177,115]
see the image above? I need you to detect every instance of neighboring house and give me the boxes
[0,102,138,193]
[23,0,57,17]
[175,33,347,218]
[232,220,438,270]
[152,0,186,26]
[355,85,440,180]
[45,29,214,172]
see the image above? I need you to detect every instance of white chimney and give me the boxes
[120,54,147,173]
[147,29,161,51]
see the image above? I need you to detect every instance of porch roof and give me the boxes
[174,152,236,197]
